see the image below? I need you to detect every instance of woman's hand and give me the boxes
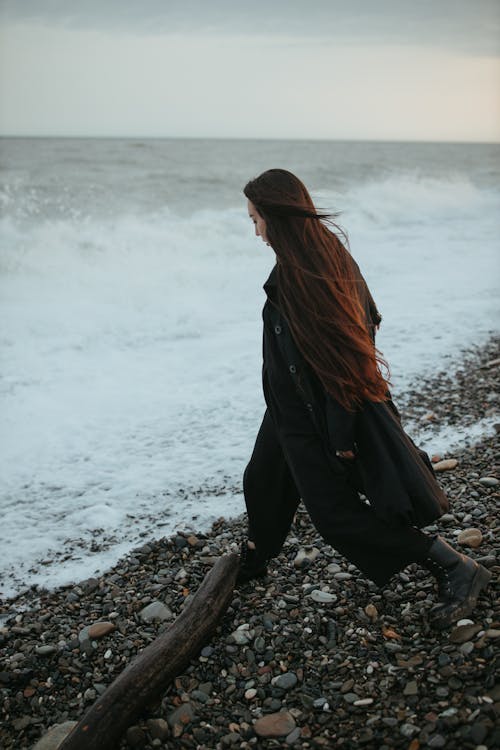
[336,449,356,460]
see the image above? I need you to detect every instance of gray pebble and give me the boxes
[459,641,475,655]
[343,692,359,704]
[286,727,302,744]
[400,723,419,738]
[428,734,446,748]
[191,689,209,703]
[470,723,488,744]
[272,672,298,690]
[479,476,499,487]
[139,601,172,622]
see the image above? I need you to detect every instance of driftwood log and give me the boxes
[59,553,239,750]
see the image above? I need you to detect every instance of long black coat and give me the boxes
[261,263,448,529]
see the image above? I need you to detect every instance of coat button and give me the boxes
[289,365,297,374]
[274,325,282,334]
[306,403,313,411]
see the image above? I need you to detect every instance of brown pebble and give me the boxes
[485,629,500,639]
[449,623,482,643]
[364,604,378,621]
[254,712,296,738]
[433,458,458,472]
[146,718,170,741]
[88,622,116,639]
[457,528,483,548]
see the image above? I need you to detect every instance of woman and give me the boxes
[239,168,490,630]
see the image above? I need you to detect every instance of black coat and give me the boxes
[261,263,448,529]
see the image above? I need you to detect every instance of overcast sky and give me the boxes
[1,0,499,141]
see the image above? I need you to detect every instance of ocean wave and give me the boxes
[1,166,499,598]
[321,172,500,227]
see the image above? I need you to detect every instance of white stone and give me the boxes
[309,589,337,603]
[293,547,320,568]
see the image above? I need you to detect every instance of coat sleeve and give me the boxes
[325,395,357,453]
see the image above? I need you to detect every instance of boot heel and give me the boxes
[473,564,492,596]
[428,555,492,629]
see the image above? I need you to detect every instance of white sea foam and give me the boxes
[410,416,499,457]
[1,144,499,599]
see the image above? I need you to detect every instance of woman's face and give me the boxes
[247,200,269,245]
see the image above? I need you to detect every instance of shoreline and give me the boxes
[1,341,499,749]
[1,336,498,606]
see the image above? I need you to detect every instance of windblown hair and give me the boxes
[244,168,389,410]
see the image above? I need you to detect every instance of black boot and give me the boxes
[237,541,268,584]
[423,536,491,629]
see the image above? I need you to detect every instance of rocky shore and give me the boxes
[1,338,498,750]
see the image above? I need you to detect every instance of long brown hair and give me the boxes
[244,168,389,410]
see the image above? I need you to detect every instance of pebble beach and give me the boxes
[1,338,498,750]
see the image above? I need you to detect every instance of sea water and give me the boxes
[1,138,499,598]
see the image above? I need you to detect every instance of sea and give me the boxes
[1,137,499,600]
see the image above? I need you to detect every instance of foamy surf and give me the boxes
[1,138,499,598]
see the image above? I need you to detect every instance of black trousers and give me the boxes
[243,409,432,587]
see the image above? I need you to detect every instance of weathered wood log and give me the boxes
[59,553,239,750]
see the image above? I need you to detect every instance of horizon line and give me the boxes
[1,134,499,146]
